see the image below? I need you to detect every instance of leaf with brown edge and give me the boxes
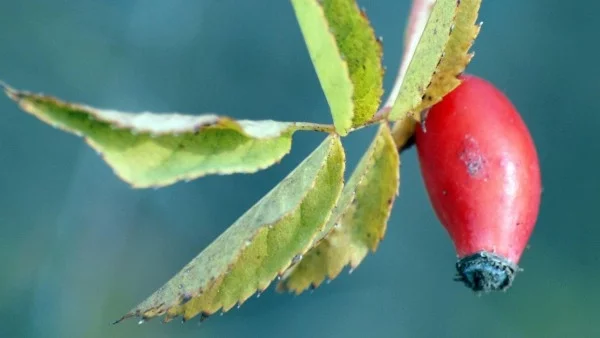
[114,135,345,324]
[2,82,334,188]
[385,0,457,122]
[277,123,399,294]
[389,0,481,145]
[413,0,482,115]
[291,0,384,135]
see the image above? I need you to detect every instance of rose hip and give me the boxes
[415,74,542,292]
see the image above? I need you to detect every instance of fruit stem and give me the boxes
[391,117,417,152]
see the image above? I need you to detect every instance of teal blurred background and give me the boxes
[1,1,598,337]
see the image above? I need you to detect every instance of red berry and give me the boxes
[415,74,541,292]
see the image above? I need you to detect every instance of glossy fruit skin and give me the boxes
[415,74,541,292]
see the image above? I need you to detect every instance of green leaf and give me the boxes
[414,0,482,114]
[387,0,457,121]
[390,0,481,145]
[291,0,384,135]
[2,83,334,188]
[277,123,399,294]
[403,1,437,52]
[114,135,345,323]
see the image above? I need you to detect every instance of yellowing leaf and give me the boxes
[277,123,399,294]
[386,0,456,121]
[413,0,482,113]
[2,83,333,188]
[291,0,384,135]
[115,136,345,323]
[389,0,481,144]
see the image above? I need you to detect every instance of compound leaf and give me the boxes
[277,123,399,294]
[2,83,333,188]
[291,0,384,135]
[115,135,345,323]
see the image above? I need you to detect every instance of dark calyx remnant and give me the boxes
[454,251,518,292]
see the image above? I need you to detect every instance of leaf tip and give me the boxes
[1,81,19,101]
[112,312,134,325]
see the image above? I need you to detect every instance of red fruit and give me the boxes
[415,74,541,292]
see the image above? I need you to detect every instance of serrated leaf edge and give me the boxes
[115,135,345,323]
[291,0,355,136]
[412,0,482,118]
[277,122,400,294]
[2,83,337,189]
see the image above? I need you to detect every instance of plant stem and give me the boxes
[392,117,417,152]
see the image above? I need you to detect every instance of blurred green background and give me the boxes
[1,1,598,337]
